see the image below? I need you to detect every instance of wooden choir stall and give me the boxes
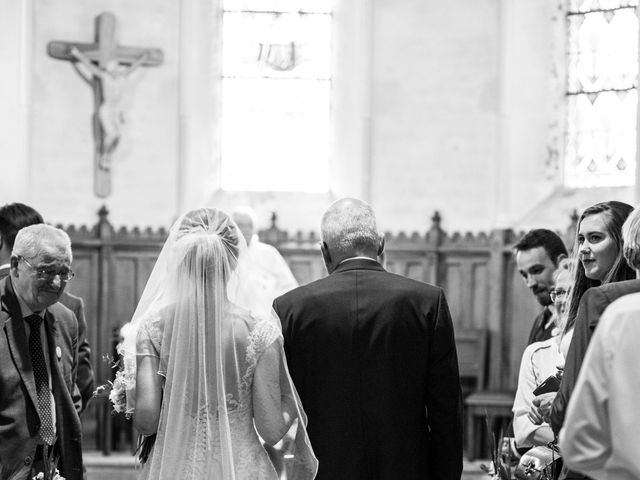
[63,207,577,458]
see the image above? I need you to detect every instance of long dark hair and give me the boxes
[565,201,635,332]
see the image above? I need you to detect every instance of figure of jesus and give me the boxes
[70,46,149,170]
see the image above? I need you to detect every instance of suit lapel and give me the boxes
[1,278,40,412]
[44,310,61,377]
[44,310,65,394]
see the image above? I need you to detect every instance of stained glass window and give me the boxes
[565,0,639,187]
[221,0,332,192]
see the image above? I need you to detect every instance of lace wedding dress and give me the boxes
[137,305,299,479]
[120,208,316,480]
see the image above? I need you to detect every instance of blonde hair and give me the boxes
[622,206,640,271]
[553,257,574,335]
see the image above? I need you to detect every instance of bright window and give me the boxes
[221,0,332,192]
[565,0,639,187]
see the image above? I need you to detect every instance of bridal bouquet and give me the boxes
[32,470,64,480]
[92,338,135,419]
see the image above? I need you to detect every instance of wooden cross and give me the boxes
[48,12,163,198]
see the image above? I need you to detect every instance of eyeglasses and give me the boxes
[550,288,568,303]
[19,256,74,281]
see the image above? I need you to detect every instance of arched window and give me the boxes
[565,0,639,187]
[221,0,331,192]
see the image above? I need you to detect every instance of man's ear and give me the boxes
[320,241,332,265]
[9,256,19,276]
[377,235,385,256]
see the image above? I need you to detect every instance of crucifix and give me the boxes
[47,12,163,198]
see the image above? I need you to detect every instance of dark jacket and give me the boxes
[550,279,640,480]
[0,266,93,412]
[0,276,84,480]
[273,258,463,480]
[527,308,554,345]
[59,293,94,412]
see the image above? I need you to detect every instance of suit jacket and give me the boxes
[59,293,93,412]
[550,279,640,480]
[527,308,554,345]
[0,276,83,480]
[0,267,93,413]
[273,258,463,480]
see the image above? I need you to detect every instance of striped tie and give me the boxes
[25,314,55,445]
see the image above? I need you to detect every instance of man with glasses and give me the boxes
[0,203,93,412]
[514,229,568,345]
[0,224,83,480]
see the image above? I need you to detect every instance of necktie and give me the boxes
[25,314,55,445]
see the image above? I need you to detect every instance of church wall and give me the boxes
[1,0,621,235]
[369,0,567,234]
[3,0,181,228]
[370,0,499,235]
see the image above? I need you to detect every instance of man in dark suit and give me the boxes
[0,203,94,411]
[513,229,568,344]
[273,198,463,480]
[0,224,83,480]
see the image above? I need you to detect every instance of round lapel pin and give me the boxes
[56,346,62,359]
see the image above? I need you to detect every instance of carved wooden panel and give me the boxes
[385,253,431,282]
[63,208,577,453]
[504,259,541,387]
[470,261,490,330]
[442,255,489,331]
[63,249,101,449]
[285,253,325,286]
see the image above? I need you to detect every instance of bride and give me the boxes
[120,207,317,479]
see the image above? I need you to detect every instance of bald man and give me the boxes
[273,198,463,480]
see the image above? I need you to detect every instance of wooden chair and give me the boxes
[465,391,515,460]
[456,329,488,397]
[459,329,514,459]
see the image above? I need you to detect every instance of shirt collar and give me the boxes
[337,256,377,266]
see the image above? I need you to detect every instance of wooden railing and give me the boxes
[62,207,577,453]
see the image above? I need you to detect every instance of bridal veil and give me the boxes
[120,208,317,479]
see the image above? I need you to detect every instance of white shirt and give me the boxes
[237,236,298,317]
[513,337,564,447]
[559,292,640,480]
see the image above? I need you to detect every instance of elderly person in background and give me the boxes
[513,259,573,449]
[0,202,94,412]
[273,198,463,480]
[0,225,83,480]
[231,206,298,317]
[559,205,640,479]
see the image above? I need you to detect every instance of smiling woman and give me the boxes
[577,215,618,282]
[564,201,636,333]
